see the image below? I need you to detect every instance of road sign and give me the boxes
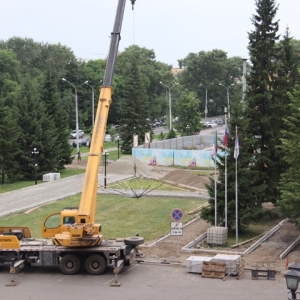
[171,222,183,229]
[170,229,183,236]
[171,208,183,222]
[170,222,183,236]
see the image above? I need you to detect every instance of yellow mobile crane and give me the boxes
[0,0,143,276]
[42,0,139,247]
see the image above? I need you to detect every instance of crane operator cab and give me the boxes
[64,216,75,226]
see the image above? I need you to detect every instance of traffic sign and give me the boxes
[171,222,183,229]
[171,208,183,222]
[170,229,183,236]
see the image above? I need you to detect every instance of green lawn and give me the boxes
[0,194,205,242]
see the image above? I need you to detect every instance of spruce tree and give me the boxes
[245,0,282,203]
[41,70,72,169]
[201,100,265,231]
[16,74,56,180]
[278,85,300,226]
[0,99,21,183]
[119,55,151,154]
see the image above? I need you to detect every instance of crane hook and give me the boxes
[130,0,136,10]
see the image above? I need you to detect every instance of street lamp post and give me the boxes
[62,78,88,153]
[200,83,213,119]
[186,125,190,136]
[32,148,39,185]
[103,150,109,188]
[219,83,235,119]
[285,270,300,300]
[85,80,102,127]
[159,81,179,130]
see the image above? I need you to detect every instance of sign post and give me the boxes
[171,208,184,254]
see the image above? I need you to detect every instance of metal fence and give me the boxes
[138,134,218,150]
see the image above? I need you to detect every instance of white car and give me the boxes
[104,134,112,142]
[202,122,218,128]
[70,130,84,139]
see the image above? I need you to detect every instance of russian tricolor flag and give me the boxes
[223,126,228,147]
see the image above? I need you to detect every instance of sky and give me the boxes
[1,0,300,68]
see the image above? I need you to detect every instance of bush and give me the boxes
[167,129,176,139]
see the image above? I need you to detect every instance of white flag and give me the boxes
[234,134,239,159]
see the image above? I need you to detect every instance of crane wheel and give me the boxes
[85,255,107,275]
[124,236,144,246]
[60,254,81,275]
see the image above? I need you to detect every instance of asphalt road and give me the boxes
[0,262,288,300]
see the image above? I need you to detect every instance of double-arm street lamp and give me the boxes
[200,83,213,119]
[85,80,102,128]
[219,83,235,119]
[159,81,179,130]
[62,78,88,153]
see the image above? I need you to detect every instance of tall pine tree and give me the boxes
[0,99,21,183]
[119,54,151,154]
[245,0,282,203]
[41,70,72,169]
[278,85,300,227]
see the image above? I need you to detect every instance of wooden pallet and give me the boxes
[236,258,245,280]
[202,270,225,279]
[202,261,226,279]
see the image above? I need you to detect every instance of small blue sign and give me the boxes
[171,208,183,222]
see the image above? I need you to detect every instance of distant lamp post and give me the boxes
[200,83,213,119]
[285,270,300,300]
[62,78,88,153]
[159,81,179,130]
[117,138,120,159]
[32,148,39,185]
[103,150,109,188]
[85,80,102,127]
[219,83,235,119]
[186,125,190,136]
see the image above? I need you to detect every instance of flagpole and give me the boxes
[235,126,238,244]
[214,153,217,227]
[212,129,218,227]
[224,109,228,228]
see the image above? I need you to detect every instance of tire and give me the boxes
[85,255,106,275]
[124,236,144,246]
[60,254,81,275]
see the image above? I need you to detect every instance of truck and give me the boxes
[0,0,144,276]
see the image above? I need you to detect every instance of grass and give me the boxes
[0,194,205,241]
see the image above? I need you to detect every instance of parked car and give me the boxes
[104,134,112,142]
[202,122,218,128]
[86,138,91,147]
[201,121,209,129]
[212,118,224,125]
[70,130,84,139]
[71,139,88,147]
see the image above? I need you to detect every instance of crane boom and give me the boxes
[45,0,136,247]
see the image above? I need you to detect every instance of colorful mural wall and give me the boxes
[132,148,217,168]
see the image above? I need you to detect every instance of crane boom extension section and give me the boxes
[44,0,137,247]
